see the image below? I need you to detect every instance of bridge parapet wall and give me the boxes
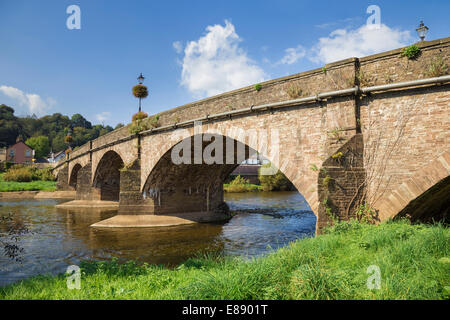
[91,125,131,150]
[154,58,357,127]
[359,38,450,87]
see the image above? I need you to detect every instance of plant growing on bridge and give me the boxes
[322,175,332,190]
[147,114,160,128]
[129,113,160,135]
[254,83,262,92]
[354,203,378,224]
[331,152,344,160]
[401,45,421,60]
[286,85,303,99]
[427,56,449,77]
[356,70,373,87]
[327,128,344,142]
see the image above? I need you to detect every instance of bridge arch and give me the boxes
[374,151,450,222]
[141,131,316,218]
[69,163,82,190]
[92,150,124,201]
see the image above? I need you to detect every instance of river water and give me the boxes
[0,191,315,286]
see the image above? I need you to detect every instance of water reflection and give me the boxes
[0,192,315,286]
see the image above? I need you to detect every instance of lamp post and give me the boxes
[132,73,149,113]
[416,21,428,42]
[137,73,145,112]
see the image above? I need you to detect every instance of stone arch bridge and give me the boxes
[54,38,450,231]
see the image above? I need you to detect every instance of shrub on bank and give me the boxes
[258,163,293,191]
[2,165,56,182]
[224,175,261,192]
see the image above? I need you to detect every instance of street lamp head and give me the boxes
[416,21,428,42]
[137,73,145,84]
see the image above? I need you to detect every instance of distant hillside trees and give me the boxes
[0,105,25,147]
[0,104,114,153]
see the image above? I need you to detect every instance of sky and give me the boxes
[0,0,449,127]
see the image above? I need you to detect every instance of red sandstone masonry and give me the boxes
[55,37,450,229]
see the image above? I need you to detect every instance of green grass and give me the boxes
[0,173,57,192]
[223,183,262,193]
[0,220,448,300]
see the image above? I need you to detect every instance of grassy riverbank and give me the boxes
[223,182,262,192]
[0,174,57,192]
[1,220,448,300]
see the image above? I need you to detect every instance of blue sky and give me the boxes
[0,0,449,127]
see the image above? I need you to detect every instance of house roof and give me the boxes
[7,141,34,150]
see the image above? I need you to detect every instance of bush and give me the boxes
[2,166,55,182]
[224,175,261,193]
[3,166,33,182]
[258,163,293,191]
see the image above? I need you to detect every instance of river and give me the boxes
[0,191,315,286]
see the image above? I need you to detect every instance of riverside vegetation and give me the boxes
[0,165,56,192]
[224,163,293,193]
[0,220,448,300]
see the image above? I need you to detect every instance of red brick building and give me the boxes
[6,141,34,164]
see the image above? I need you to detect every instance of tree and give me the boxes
[0,105,25,147]
[25,136,50,159]
[114,123,125,130]
[0,105,114,152]
[71,113,92,129]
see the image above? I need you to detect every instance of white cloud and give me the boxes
[277,45,306,65]
[0,85,54,116]
[96,111,110,123]
[172,41,183,54]
[179,20,267,97]
[309,23,412,64]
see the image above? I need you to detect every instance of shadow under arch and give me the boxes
[141,133,314,221]
[69,163,82,190]
[374,151,450,223]
[395,175,449,224]
[93,150,124,201]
